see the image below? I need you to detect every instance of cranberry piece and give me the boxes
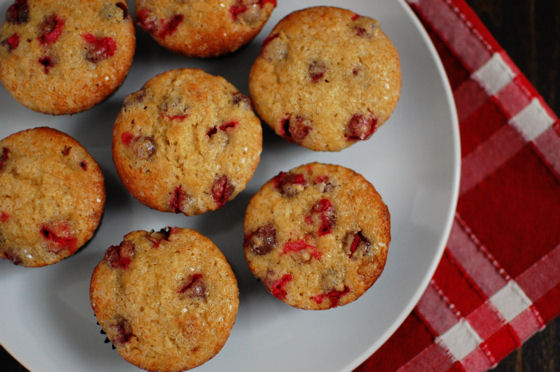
[137,9,183,39]
[61,146,71,156]
[114,317,134,344]
[310,198,336,236]
[0,147,9,170]
[115,2,128,19]
[245,223,276,255]
[268,273,292,300]
[311,286,350,308]
[345,231,371,258]
[229,4,247,21]
[283,239,321,260]
[38,56,54,74]
[232,92,251,107]
[280,115,311,144]
[178,273,207,299]
[82,34,117,63]
[160,98,189,121]
[211,175,234,208]
[40,223,78,254]
[351,14,361,21]
[39,15,65,45]
[6,0,29,24]
[169,186,188,213]
[352,66,362,76]
[1,212,9,222]
[1,33,20,52]
[121,132,134,146]
[159,14,183,38]
[345,114,377,140]
[136,8,158,34]
[3,250,22,265]
[104,240,135,269]
[259,0,276,6]
[219,121,239,131]
[313,175,335,193]
[131,136,156,160]
[79,160,87,170]
[206,126,218,138]
[308,60,326,83]
[273,171,307,196]
[146,227,176,247]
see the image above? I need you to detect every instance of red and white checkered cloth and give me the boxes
[356,0,560,371]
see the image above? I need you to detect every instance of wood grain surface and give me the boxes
[1,0,559,371]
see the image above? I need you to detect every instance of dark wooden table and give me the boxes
[2,1,559,371]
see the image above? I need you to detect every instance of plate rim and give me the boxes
[346,0,461,370]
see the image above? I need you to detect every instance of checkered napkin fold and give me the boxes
[356,0,560,371]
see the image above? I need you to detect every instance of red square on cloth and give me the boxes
[458,145,560,278]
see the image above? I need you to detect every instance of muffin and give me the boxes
[112,68,262,216]
[249,6,401,151]
[90,227,239,371]
[135,0,276,57]
[0,0,135,114]
[0,127,105,267]
[244,162,390,309]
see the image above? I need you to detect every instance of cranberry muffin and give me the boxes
[136,0,276,57]
[112,68,262,216]
[90,227,239,371]
[0,0,135,114]
[249,6,401,151]
[0,127,105,267]
[244,162,390,310]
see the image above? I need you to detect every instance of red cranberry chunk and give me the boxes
[229,4,247,21]
[40,223,78,254]
[311,286,350,308]
[308,60,327,83]
[131,136,156,160]
[114,317,134,344]
[39,15,65,45]
[3,250,22,265]
[219,121,239,131]
[345,114,377,141]
[0,147,9,170]
[259,0,276,6]
[212,175,234,208]
[136,8,158,34]
[116,2,128,19]
[121,132,134,146]
[345,231,371,258]
[313,175,335,193]
[1,33,20,52]
[310,198,336,236]
[232,92,251,107]
[38,56,54,74]
[160,97,189,121]
[206,126,218,138]
[159,14,183,38]
[280,115,311,144]
[268,273,292,300]
[104,240,135,269]
[6,0,29,24]
[169,186,188,213]
[245,223,276,255]
[283,239,321,260]
[351,14,361,21]
[82,34,117,63]
[61,146,71,156]
[179,273,207,300]
[1,212,9,222]
[79,160,87,170]
[273,171,307,197]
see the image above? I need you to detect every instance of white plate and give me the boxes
[0,0,460,370]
